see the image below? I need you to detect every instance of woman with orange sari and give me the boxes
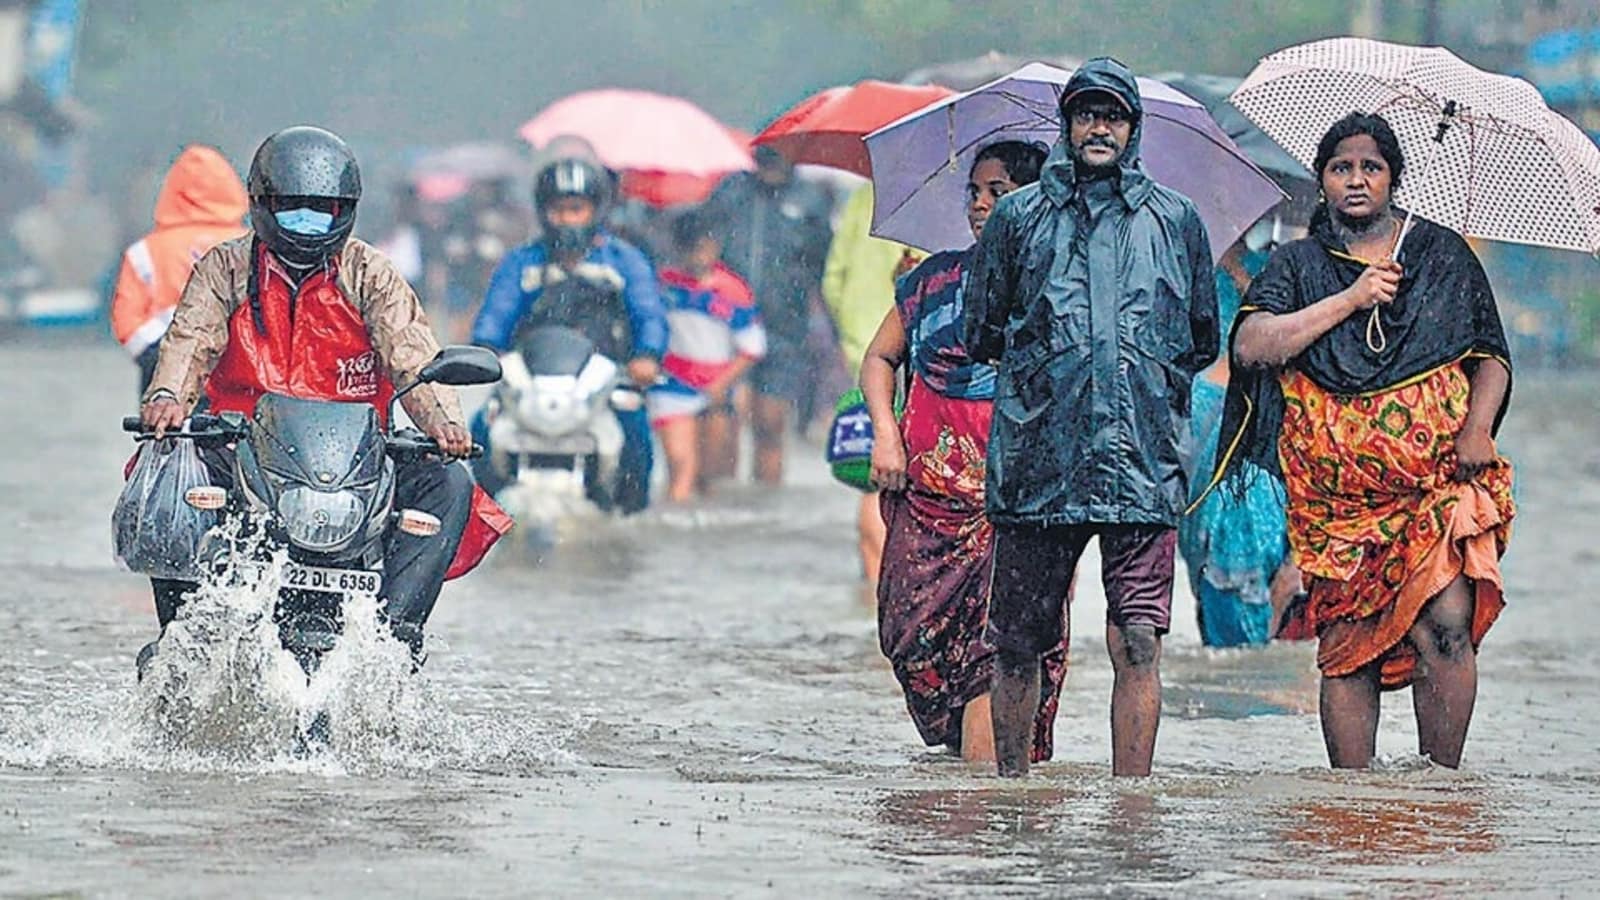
[1222,112,1514,769]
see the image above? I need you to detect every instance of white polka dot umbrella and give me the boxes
[1229,37,1600,256]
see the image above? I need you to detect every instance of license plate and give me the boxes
[281,561,381,595]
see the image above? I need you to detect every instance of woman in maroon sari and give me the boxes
[861,141,1066,763]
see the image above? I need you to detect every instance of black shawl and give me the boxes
[1207,212,1512,497]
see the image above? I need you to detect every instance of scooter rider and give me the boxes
[138,125,502,664]
[471,156,668,513]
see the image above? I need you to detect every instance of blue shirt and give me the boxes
[471,234,669,358]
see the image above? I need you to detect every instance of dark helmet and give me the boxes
[533,156,610,255]
[247,126,362,269]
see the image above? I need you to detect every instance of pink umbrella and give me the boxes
[518,89,753,178]
[619,127,752,208]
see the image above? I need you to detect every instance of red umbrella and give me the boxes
[519,89,753,177]
[753,81,954,177]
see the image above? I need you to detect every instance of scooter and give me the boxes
[475,325,643,533]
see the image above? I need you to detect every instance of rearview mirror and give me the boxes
[418,346,502,387]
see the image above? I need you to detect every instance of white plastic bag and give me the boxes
[112,438,218,579]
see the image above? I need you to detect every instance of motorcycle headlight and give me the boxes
[516,377,588,436]
[276,486,366,552]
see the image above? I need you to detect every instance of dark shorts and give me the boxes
[748,338,809,400]
[988,523,1177,655]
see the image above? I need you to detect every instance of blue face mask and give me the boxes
[274,207,335,236]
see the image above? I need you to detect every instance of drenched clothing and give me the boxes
[472,234,669,514]
[1280,365,1513,688]
[1179,377,1288,647]
[204,244,398,422]
[877,248,1065,762]
[472,235,668,365]
[988,524,1177,656]
[1177,252,1290,648]
[1217,215,1512,482]
[144,235,508,588]
[965,58,1219,529]
[1216,213,1514,687]
[896,248,994,400]
[877,376,1067,762]
[650,263,764,423]
[111,145,248,378]
[146,237,462,436]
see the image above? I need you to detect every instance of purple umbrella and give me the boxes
[864,62,1285,260]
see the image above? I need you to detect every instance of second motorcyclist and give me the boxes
[470,155,668,513]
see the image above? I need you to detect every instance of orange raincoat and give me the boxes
[110,145,247,358]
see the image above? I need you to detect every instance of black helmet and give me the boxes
[247,126,362,269]
[534,157,610,255]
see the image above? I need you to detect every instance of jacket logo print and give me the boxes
[336,350,380,399]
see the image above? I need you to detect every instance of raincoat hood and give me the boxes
[1041,57,1151,207]
[152,145,248,229]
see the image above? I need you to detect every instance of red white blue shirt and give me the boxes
[659,263,765,388]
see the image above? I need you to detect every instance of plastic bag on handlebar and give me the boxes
[112,438,219,579]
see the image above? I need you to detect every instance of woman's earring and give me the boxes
[1318,188,1326,204]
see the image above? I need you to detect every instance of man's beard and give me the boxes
[1072,140,1121,179]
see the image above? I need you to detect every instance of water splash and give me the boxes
[0,517,577,776]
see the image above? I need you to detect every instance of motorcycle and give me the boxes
[476,325,643,533]
[122,346,503,680]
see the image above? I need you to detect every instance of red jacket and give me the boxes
[191,244,508,579]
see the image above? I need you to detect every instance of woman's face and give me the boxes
[967,157,1020,240]
[1321,133,1394,223]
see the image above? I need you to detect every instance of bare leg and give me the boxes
[1268,562,1304,637]
[992,647,1040,777]
[751,393,787,485]
[656,416,699,502]
[698,409,738,488]
[1320,653,1382,768]
[1409,574,1478,768]
[1107,623,1161,776]
[857,491,886,586]
[960,693,996,764]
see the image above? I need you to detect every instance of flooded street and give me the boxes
[2,332,1598,898]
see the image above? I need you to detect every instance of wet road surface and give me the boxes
[2,333,1598,897]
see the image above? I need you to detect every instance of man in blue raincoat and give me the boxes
[965,57,1219,778]
[472,156,668,513]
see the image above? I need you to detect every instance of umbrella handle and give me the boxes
[1373,102,1456,355]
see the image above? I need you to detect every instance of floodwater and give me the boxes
[1,332,1597,898]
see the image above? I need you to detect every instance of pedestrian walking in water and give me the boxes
[965,58,1218,777]
[649,207,765,502]
[702,146,833,486]
[1223,112,1514,769]
[1179,235,1306,647]
[864,141,1065,765]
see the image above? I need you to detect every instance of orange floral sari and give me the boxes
[1278,361,1514,688]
